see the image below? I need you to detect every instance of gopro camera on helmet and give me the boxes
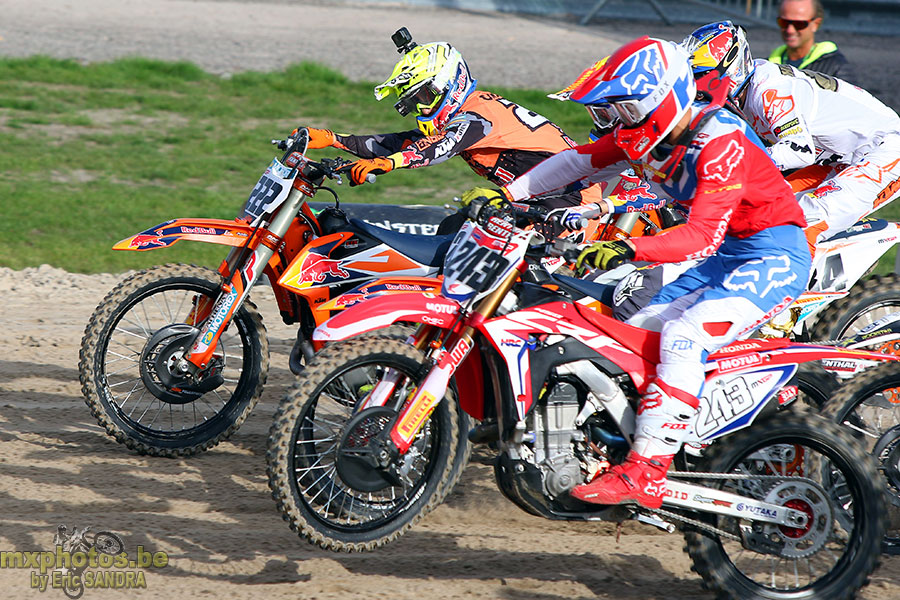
[392,27,417,54]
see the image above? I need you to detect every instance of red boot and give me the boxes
[571,451,671,509]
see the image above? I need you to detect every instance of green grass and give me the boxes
[0,56,897,274]
[0,56,595,273]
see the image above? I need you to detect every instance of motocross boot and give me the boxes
[571,381,698,509]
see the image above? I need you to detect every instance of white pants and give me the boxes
[801,133,900,245]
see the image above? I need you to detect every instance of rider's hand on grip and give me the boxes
[291,127,337,150]
[460,186,512,209]
[556,202,606,231]
[576,240,635,273]
[340,157,395,186]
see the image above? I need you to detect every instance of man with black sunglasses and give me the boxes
[768,0,854,81]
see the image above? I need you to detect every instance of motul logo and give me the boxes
[717,353,762,373]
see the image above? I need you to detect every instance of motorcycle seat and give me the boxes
[349,218,455,267]
[551,273,616,306]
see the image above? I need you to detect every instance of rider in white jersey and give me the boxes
[684,21,900,253]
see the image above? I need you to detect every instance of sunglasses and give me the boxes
[776,17,816,30]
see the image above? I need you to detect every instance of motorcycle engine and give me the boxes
[529,381,585,499]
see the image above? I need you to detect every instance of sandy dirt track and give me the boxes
[3,1,900,598]
[2,266,900,600]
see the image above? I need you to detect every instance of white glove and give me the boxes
[554,202,605,230]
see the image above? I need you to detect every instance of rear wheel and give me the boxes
[809,273,900,347]
[267,337,458,551]
[822,362,900,553]
[685,412,886,600]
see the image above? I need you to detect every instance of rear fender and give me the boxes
[113,218,255,251]
[707,338,899,381]
[313,292,460,342]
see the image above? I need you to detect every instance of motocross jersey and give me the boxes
[741,60,900,170]
[332,91,603,208]
[506,106,806,263]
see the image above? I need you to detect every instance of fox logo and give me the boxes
[638,391,663,415]
[644,478,666,497]
[701,138,744,183]
[724,256,798,299]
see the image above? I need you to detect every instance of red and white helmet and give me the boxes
[569,37,696,161]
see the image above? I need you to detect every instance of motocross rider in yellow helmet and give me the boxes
[300,28,604,220]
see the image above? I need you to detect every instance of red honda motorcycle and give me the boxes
[268,201,891,599]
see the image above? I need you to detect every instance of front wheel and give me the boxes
[79,264,268,456]
[685,412,886,600]
[267,337,458,551]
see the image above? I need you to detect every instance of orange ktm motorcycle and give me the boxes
[78,129,464,456]
[78,127,633,457]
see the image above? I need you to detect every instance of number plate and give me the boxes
[241,158,294,223]
[442,221,528,303]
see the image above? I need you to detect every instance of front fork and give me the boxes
[372,265,522,461]
[174,188,305,377]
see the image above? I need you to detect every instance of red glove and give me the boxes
[342,157,395,186]
[291,127,337,149]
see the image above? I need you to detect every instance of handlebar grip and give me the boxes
[366,174,377,184]
[563,248,582,264]
[580,207,604,220]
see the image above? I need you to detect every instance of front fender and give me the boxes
[313,292,460,342]
[113,218,255,251]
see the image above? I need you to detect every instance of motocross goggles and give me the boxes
[394,81,444,117]
[587,99,649,129]
[586,104,620,130]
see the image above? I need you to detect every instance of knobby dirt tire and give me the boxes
[266,337,458,551]
[79,264,268,457]
[822,361,900,552]
[809,273,900,344]
[685,412,885,600]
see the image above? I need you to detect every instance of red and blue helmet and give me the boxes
[569,37,696,160]
[682,21,754,101]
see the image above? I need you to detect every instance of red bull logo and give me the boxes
[297,252,350,285]
[812,183,842,198]
[128,234,169,249]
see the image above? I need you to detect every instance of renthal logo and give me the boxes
[180,226,216,235]
[717,353,762,373]
[822,359,858,371]
[736,503,777,519]
[426,302,456,315]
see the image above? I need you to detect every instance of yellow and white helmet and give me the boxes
[374,41,477,136]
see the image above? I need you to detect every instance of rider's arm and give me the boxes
[505,136,626,203]
[745,77,817,171]
[630,135,746,263]
[386,113,489,169]
[333,130,425,158]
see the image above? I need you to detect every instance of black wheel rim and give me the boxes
[288,356,442,533]
[98,280,254,440]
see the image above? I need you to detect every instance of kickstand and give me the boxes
[616,521,623,544]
